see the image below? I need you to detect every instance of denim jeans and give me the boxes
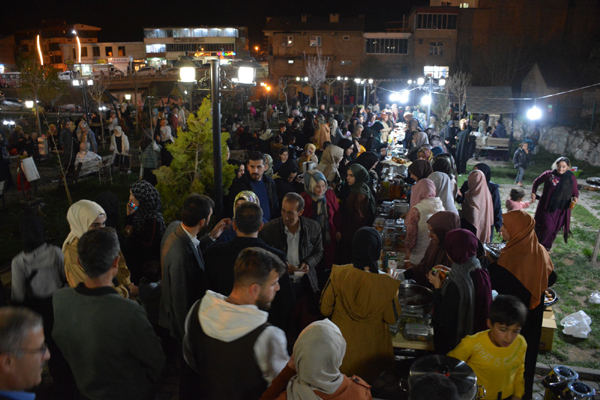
[515,166,525,183]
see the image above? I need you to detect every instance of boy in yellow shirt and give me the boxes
[448,295,528,400]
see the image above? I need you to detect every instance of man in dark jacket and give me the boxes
[228,151,279,222]
[259,193,323,295]
[204,202,295,333]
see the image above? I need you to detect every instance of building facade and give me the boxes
[143,26,248,68]
[60,42,146,74]
[16,21,100,71]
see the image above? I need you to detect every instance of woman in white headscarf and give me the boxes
[260,319,372,400]
[63,200,136,298]
[428,171,458,214]
[316,145,344,187]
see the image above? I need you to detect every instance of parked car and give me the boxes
[161,68,179,77]
[136,67,156,77]
[58,71,77,81]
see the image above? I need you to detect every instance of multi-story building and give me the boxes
[0,35,17,71]
[60,42,146,74]
[143,26,248,68]
[264,14,365,79]
[16,21,100,71]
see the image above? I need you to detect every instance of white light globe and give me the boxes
[527,106,542,120]
[421,95,431,105]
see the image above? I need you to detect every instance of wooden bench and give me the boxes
[474,136,511,160]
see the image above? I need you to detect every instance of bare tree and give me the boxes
[304,48,330,108]
[89,74,113,149]
[445,71,472,117]
[278,77,292,116]
[483,36,533,86]
[19,58,58,138]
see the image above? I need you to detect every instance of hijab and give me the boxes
[233,190,260,215]
[408,160,433,181]
[130,180,166,233]
[337,138,354,158]
[412,131,430,149]
[474,163,491,183]
[63,200,105,251]
[351,227,382,273]
[410,178,436,208]
[443,229,481,342]
[304,170,331,243]
[287,319,346,399]
[432,155,455,180]
[353,151,379,173]
[498,210,554,309]
[348,163,376,216]
[95,192,120,231]
[264,154,274,177]
[463,169,494,244]
[316,145,343,183]
[428,172,458,214]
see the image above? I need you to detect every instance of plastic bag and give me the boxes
[560,311,592,339]
[590,291,600,305]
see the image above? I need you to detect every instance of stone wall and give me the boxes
[537,126,600,166]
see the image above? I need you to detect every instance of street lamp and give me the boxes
[175,56,197,83]
[25,101,34,109]
[124,94,132,101]
[354,78,361,105]
[527,103,542,120]
[337,76,348,110]
[235,57,260,121]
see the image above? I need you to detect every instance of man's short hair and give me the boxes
[181,194,214,227]
[0,307,43,355]
[489,295,528,327]
[78,227,120,279]
[234,202,263,234]
[247,151,265,164]
[409,373,459,400]
[282,192,304,212]
[234,247,285,287]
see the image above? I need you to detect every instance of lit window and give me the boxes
[288,60,294,64]
[281,36,294,47]
[309,36,322,47]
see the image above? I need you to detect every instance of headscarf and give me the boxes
[95,191,120,230]
[287,319,346,400]
[264,154,274,177]
[442,229,481,342]
[351,227,382,273]
[498,210,554,309]
[410,178,436,208]
[474,163,491,183]
[304,143,316,155]
[432,155,455,179]
[417,147,433,161]
[63,200,105,251]
[348,164,376,216]
[233,190,260,215]
[278,161,299,181]
[463,170,494,244]
[337,138,354,158]
[428,172,458,214]
[316,145,343,183]
[130,180,166,233]
[353,151,379,172]
[412,131,430,149]
[304,169,331,243]
[494,121,507,138]
[408,160,433,181]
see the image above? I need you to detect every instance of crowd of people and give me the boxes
[0,100,581,400]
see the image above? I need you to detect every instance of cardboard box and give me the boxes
[539,307,557,351]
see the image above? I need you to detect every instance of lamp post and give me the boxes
[234,57,260,123]
[337,76,348,110]
[413,76,446,125]
[354,78,361,105]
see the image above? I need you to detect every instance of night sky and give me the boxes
[1,0,426,46]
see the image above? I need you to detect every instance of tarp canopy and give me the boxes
[465,86,516,115]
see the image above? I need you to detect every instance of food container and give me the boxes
[483,242,506,260]
[402,323,430,342]
[558,381,596,400]
[409,355,485,400]
[394,200,409,215]
[542,366,578,400]
[374,217,385,232]
[544,288,559,307]
[384,228,396,251]
[398,283,433,317]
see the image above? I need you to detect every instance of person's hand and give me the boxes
[209,218,231,240]
[336,232,342,242]
[427,270,443,289]
[485,250,494,263]
[126,200,138,216]
[287,355,296,371]
[573,197,579,205]
[286,262,296,274]
[128,283,139,298]
[124,225,133,237]
[530,193,536,203]
[298,263,309,273]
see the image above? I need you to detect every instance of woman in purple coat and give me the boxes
[531,157,579,250]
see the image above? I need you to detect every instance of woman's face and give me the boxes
[410,172,418,181]
[129,191,139,209]
[500,225,510,241]
[556,161,569,175]
[347,170,356,186]
[287,172,297,183]
[313,180,327,197]
[280,151,289,163]
[89,215,106,230]
[428,224,440,244]
[345,146,353,157]
[307,147,315,156]
[234,199,247,210]
[237,164,245,179]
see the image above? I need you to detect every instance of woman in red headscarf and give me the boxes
[487,210,555,400]
[405,179,444,266]
[462,169,494,244]
[428,229,492,355]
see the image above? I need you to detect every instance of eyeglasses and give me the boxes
[14,343,49,356]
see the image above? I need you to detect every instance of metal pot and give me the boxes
[558,381,596,400]
[409,355,485,400]
[397,283,433,317]
[394,200,409,215]
[543,366,579,400]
